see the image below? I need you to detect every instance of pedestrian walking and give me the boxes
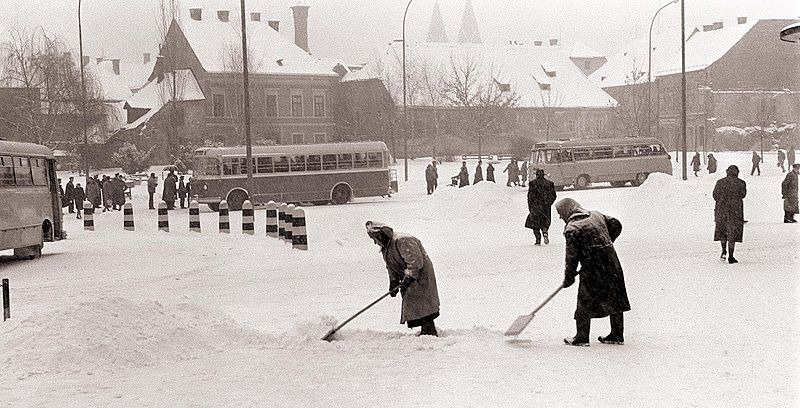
[691,152,701,177]
[425,162,436,195]
[366,221,441,336]
[86,177,101,208]
[148,173,158,209]
[520,161,528,185]
[555,198,629,347]
[781,163,799,223]
[486,162,495,183]
[112,174,126,210]
[707,153,717,174]
[503,159,518,187]
[525,169,557,245]
[65,177,75,213]
[178,175,188,209]
[102,176,113,212]
[186,177,192,200]
[713,165,747,263]
[788,145,796,168]
[73,183,85,219]
[750,151,761,176]
[777,149,786,173]
[432,160,439,190]
[163,170,178,209]
[474,160,484,184]
[57,179,65,208]
[457,161,470,188]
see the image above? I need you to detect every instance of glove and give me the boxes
[400,276,415,292]
[563,274,575,288]
[389,279,401,297]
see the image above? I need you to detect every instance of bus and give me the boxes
[192,141,395,210]
[0,140,64,259]
[528,137,673,189]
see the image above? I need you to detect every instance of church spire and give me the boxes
[426,1,448,43]
[457,0,482,44]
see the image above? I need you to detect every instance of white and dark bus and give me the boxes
[192,141,395,210]
[0,140,64,258]
[529,137,673,189]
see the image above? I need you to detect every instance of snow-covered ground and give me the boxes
[1,152,798,407]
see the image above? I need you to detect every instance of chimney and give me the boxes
[217,10,230,22]
[268,20,280,31]
[251,12,261,22]
[549,38,558,46]
[189,8,202,21]
[143,52,151,64]
[111,59,120,75]
[534,40,543,46]
[712,21,723,30]
[702,24,714,32]
[291,4,310,53]
[737,16,747,24]
[82,55,90,66]
[96,57,104,63]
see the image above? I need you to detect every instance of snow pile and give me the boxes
[417,180,516,223]
[1,297,269,379]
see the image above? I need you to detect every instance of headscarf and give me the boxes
[726,165,739,177]
[366,220,394,247]
[555,198,588,222]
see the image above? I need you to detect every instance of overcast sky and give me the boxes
[1,0,797,65]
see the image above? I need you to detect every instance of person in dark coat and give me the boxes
[57,178,65,208]
[781,163,799,223]
[555,198,629,347]
[474,160,484,184]
[425,162,436,195]
[431,160,439,190]
[147,173,159,209]
[112,174,127,210]
[707,153,717,174]
[186,177,192,202]
[691,152,701,177]
[86,177,100,208]
[788,145,796,168]
[73,183,86,219]
[713,165,747,263]
[750,151,761,176]
[486,162,495,182]
[520,161,528,185]
[65,177,75,213]
[777,149,786,173]
[102,176,113,212]
[178,175,188,209]
[503,159,518,187]
[163,170,178,209]
[457,161,469,188]
[525,169,557,245]
[366,221,441,336]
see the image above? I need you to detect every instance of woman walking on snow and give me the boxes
[713,165,747,263]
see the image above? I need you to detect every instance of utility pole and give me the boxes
[240,0,254,197]
[680,0,687,180]
[78,0,89,184]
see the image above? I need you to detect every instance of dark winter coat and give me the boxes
[778,150,786,163]
[782,169,799,214]
[64,181,75,202]
[113,178,126,206]
[520,162,528,184]
[474,164,483,184]
[525,176,557,230]
[691,154,701,172]
[425,164,436,183]
[178,180,187,198]
[102,179,113,206]
[789,148,796,167]
[713,171,747,242]
[163,173,177,201]
[73,186,86,204]
[503,162,517,185]
[86,179,100,206]
[147,176,158,194]
[556,199,630,319]
[486,163,495,182]
[458,165,469,188]
[707,155,717,174]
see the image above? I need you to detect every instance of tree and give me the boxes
[155,0,190,164]
[418,60,446,158]
[752,93,776,161]
[534,88,563,141]
[611,67,649,139]
[112,141,155,174]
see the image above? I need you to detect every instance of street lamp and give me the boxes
[77,0,89,184]
[401,0,416,182]
[239,0,254,197]
[680,0,687,181]
[647,0,678,140]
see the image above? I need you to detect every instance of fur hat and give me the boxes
[726,165,739,177]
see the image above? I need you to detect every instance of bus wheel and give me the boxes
[610,181,627,188]
[331,184,352,205]
[575,175,590,189]
[631,172,648,187]
[207,203,220,212]
[227,190,249,211]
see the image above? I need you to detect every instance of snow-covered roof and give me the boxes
[343,41,616,109]
[176,10,337,77]
[568,41,605,59]
[122,69,205,130]
[656,17,757,75]
[85,61,133,102]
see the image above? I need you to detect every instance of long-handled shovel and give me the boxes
[504,284,563,336]
[322,285,402,342]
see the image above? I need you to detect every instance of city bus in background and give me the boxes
[528,137,673,189]
[0,140,64,259]
[192,141,395,211]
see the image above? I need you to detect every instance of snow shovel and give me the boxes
[322,284,402,342]
[504,284,563,336]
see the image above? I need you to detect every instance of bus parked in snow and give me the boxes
[528,137,673,189]
[0,140,64,258]
[192,141,395,210]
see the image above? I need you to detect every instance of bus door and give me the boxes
[46,158,63,240]
[553,149,575,186]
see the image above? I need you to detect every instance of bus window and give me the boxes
[322,154,337,170]
[634,145,651,156]
[202,158,221,175]
[613,146,633,158]
[367,152,383,167]
[274,156,290,172]
[256,156,273,173]
[593,148,613,159]
[561,149,573,162]
[337,153,353,169]
[291,155,306,172]
[353,153,368,168]
[31,158,47,185]
[650,144,666,155]
[547,149,562,163]
[306,155,321,171]
[238,158,252,175]
[223,158,239,175]
[0,156,14,186]
[573,149,591,161]
[14,157,33,186]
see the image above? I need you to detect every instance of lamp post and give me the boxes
[77,0,89,184]
[647,0,677,140]
[401,0,416,182]
[680,0,687,181]
[239,0,253,197]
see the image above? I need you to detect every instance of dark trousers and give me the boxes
[575,312,624,342]
[67,200,74,213]
[426,180,434,195]
[149,192,155,209]
[751,163,760,175]
[179,196,186,208]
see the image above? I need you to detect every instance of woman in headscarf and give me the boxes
[713,165,747,263]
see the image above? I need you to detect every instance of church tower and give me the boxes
[426,1,449,43]
[457,0,482,44]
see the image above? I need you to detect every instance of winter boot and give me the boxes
[728,256,738,264]
[419,321,438,337]
[543,231,549,245]
[598,335,624,345]
[563,337,589,347]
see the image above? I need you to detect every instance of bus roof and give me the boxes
[195,141,389,157]
[531,137,666,150]
[0,140,55,159]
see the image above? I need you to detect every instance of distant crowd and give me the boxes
[424,158,530,194]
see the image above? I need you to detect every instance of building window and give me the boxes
[291,95,303,117]
[314,133,326,143]
[251,91,265,118]
[292,133,305,144]
[314,95,325,117]
[266,94,277,117]
[212,93,226,117]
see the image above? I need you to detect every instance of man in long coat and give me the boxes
[782,163,799,223]
[64,177,75,213]
[788,146,796,168]
[147,173,159,209]
[691,152,701,177]
[86,177,101,208]
[366,221,440,336]
[474,160,484,184]
[425,163,436,195]
[163,170,178,210]
[457,161,470,188]
[707,153,717,174]
[486,162,495,182]
[525,169,557,245]
[713,165,747,263]
[555,198,630,347]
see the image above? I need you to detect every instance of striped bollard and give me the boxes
[189,200,201,233]
[265,201,278,238]
[285,204,295,243]
[123,202,135,231]
[158,202,169,232]
[2,278,9,321]
[83,201,94,231]
[291,206,308,250]
[278,203,287,240]
[219,200,230,233]
[242,200,255,235]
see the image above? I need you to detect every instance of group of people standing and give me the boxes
[425,158,531,193]
[148,170,191,210]
[690,152,718,176]
[59,174,130,218]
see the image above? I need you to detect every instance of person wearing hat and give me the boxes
[555,198,629,347]
[707,153,717,174]
[525,168,557,245]
[713,165,747,263]
[73,183,85,219]
[366,221,441,336]
[781,163,799,223]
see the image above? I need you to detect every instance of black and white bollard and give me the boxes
[158,202,169,232]
[189,200,201,233]
[265,201,278,238]
[242,200,255,235]
[83,201,94,231]
[2,278,9,321]
[219,200,230,233]
[278,203,287,240]
[285,204,295,243]
[291,206,308,250]
[123,202,135,231]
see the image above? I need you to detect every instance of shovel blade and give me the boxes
[322,327,337,342]
[504,314,535,336]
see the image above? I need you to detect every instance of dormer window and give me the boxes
[538,83,551,91]
[189,8,202,21]
[217,10,230,22]
[541,63,556,77]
